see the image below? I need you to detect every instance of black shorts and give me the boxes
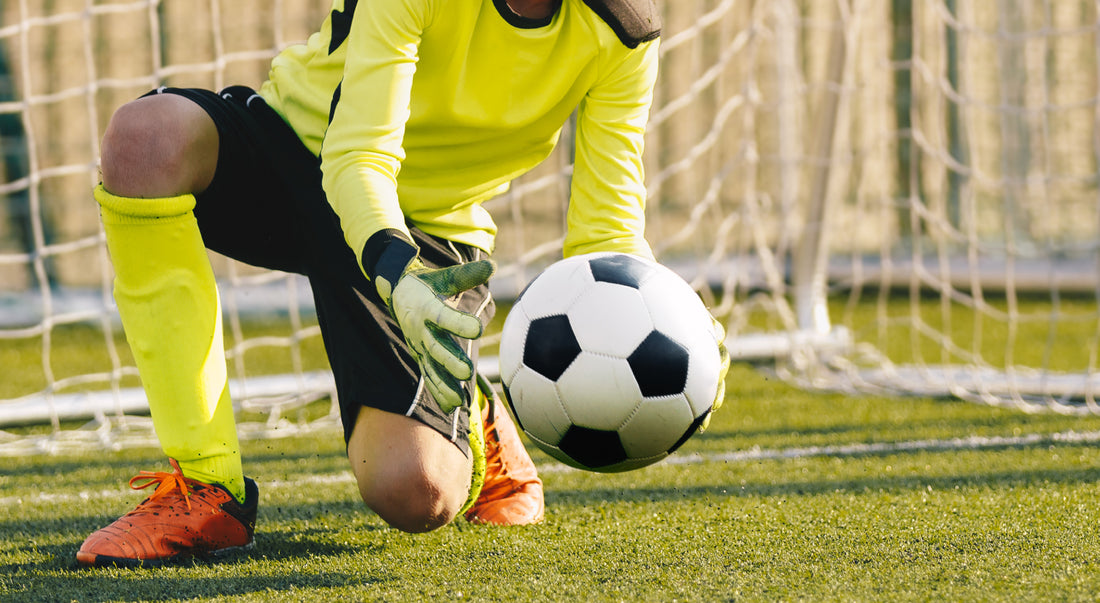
[150,86,493,455]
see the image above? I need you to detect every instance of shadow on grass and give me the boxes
[0,499,383,573]
[692,412,1100,445]
[1,566,386,603]
[545,464,1100,508]
[0,520,390,601]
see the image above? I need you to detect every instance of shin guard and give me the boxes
[96,184,245,502]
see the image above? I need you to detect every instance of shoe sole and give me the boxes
[76,540,255,569]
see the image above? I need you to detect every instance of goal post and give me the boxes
[4,0,1100,455]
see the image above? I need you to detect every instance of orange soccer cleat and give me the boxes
[76,459,258,568]
[465,388,544,526]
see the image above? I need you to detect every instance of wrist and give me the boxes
[362,229,419,304]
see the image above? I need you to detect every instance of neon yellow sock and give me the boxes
[462,382,487,515]
[95,184,245,502]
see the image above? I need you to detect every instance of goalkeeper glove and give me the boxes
[700,315,731,432]
[368,234,495,414]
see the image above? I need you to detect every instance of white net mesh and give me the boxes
[777,0,1100,414]
[3,0,1100,455]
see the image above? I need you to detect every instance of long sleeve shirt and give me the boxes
[258,0,659,273]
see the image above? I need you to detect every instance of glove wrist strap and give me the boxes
[362,229,419,305]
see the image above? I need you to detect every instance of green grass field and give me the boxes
[3,295,1100,601]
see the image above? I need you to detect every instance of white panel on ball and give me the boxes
[568,282,653,357]
[641,271,711,340]
[504,369,572,443]
[553,352,641,430]
[682,331,722,417]
[513,257,592,319]
[497,309,530,383]
[619,395,697,458]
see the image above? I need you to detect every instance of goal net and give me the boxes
[3,0,1100,455]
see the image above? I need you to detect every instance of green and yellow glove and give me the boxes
[367,232,495,413]
[700,315,731,432]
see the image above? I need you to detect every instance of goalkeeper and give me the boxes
[77,0,727,568]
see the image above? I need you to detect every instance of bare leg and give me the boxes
[346,406,473,533]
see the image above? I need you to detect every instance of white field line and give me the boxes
[662,429,1100,465]
[3,429,1099,508]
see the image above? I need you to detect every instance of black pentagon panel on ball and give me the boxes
[588,254,654,289]
[524,314,582,381]
[628,331,690,397]
[559,425,628,469]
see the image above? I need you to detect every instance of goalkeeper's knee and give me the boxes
[99,93,218,197]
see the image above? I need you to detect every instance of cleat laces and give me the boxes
[127,458,193,511]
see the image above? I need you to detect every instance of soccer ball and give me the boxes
[498,252,722,472]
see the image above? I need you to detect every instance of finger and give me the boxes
[711,315,728,345]
[422,359,465,413]
[429,303,485,340]
[422,259,496,296]
[424,378,459,414]
[422,328,475,381]
[699,411,712,432]
[716,342,729,406]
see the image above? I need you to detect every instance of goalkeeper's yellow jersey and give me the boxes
[258,0,659,269]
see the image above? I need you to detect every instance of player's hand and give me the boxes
[700,314,730,432]
[378,254,495,413]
